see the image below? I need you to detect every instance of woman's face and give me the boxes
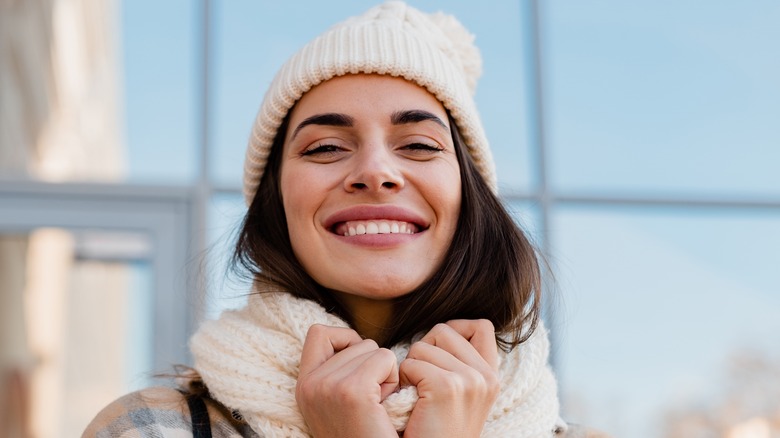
[280,74,461,312]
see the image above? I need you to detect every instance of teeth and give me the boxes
[339,220,418,236]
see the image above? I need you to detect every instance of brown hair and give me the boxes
[232,114,541,350]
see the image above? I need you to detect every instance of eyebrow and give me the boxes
[391,110,448,130]
[290,109,448,140]
[291,113,355,140]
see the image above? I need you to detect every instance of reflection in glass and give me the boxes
[504,199,544,249]
[1,0,124,183]
[545,1,780,195]
[552,206,780,438]
[121,0,197,183]
[0,229,152,438]
[204,193,252,320]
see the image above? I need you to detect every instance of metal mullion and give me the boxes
[524,0,558,366]
[190,0,213,335]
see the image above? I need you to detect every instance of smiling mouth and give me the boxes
[333,220,421,236]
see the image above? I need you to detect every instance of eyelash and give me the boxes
[301,142,444,157]
[402,143,444,152]
[301,144,342,156]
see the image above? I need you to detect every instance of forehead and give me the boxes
[288,74,448,123]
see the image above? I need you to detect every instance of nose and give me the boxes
[344,144,404,193]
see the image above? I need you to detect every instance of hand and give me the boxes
[400,319,500,438]
[296,324,399,438]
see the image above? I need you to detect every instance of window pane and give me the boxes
[0,229,153,438]
[205,193,251,320]
[504,199,562,327]
[121,0,197,183]
[1,2,126,183]
[2,1,198,184]
[505,198,544,247]
[211,0,533,191]
[552,206,780,437]
[545,1,780,195]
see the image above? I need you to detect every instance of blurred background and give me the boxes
[1,0,779,437]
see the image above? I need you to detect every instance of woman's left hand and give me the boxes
[399,319,500,438]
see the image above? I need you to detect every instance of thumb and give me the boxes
[379,354,400,401]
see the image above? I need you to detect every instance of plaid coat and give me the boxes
[83,387,608,438]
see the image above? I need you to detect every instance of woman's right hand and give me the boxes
[296,324,400,438]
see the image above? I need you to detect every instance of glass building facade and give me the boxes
[1,1,779,437]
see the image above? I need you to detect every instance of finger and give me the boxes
[299,324,365,376]
[295,345,400,438]
[350,348,399,401]
[400,345,498,399]
[299,348,399,404]
[406,341,464,374]
[445,319,497,356]
[419,321,498,370]
[310,338,386,378]
[452,319,499,371]
[398,355,441,389]
[314,345,393,382]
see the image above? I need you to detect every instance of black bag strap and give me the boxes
[184,392,213,438]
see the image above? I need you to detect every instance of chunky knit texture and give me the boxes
[191,291,564,437]
[243,1,497,204]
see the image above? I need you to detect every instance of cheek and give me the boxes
[280,166,329,259]
[281,185,313,268]
[280,160,315,206]
[279,168,308,236]
[430,167,462,222]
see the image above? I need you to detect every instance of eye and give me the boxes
[301,143,344,156]
[401,143,445,153]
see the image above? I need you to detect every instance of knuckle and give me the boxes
[360,338,379,349]
[407,341,427,358]
[427,323,452,339]
[331,378,364,406]
[476,319,495,332]
[431,323,449,335]
[484,372,500,395]
[462,368,482,386]
[435,322,451,331]
[306,323,327,338]
[439,374,467,395]
[460,368,499,397]
[375,347,396,361]
[323,375,351,399]
[295,375,319,400]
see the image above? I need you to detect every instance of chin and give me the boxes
[332,275,424,299]
[356,282,417,298]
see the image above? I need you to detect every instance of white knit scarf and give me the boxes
[191,291,564,437]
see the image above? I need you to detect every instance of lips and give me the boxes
[324,205,428,236]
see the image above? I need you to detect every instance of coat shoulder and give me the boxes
[83,386,191,437]
[82,386,260,437]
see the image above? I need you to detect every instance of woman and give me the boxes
[86,2,590,436]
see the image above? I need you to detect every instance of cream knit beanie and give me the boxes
[243,1,497,204]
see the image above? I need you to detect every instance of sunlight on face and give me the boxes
[280,74,462,321]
